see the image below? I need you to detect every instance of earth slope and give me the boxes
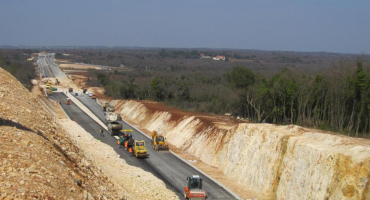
[0,68,178,200]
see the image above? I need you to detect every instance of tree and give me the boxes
[225,66,255,89]
[354,61,369,136]
[151,77,166,100]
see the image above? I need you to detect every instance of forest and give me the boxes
[0,47,362,137]
[54,48,370,137]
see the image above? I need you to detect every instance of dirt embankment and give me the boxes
[110,99,370,200]
[0,67,178,200]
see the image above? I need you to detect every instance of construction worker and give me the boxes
[99,128,104,137]
[118,138,124,148]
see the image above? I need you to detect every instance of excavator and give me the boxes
[151,131,169,151]
[184,175,207,200]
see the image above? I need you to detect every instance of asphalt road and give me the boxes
[38,57,54,78]
[51,92,238,200]
[44,56,67,78]
[37,55,67,78]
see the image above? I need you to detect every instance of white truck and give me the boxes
[105,112,118,123]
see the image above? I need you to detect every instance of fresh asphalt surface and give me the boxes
[51,92,237,200]
[38,57,54,78]
[38,55,67,79]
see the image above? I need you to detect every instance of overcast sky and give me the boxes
[0,0,369,54]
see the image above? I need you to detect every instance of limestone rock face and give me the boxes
[112,99,370,200]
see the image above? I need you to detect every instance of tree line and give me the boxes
[225,60,370,137]
[88,57,370,137]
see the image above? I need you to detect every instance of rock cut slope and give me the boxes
[111,99,370,200]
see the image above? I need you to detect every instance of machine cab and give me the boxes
[156,135,165,143]
[187,175,203,190]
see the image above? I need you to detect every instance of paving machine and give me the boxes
[151,131,169,151]
[120,130,134,151]
[184,175,207,200]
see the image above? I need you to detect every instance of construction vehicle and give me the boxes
[55,78,60,85]
[121,129,133,138]
[184,175,207,200]
[120,130,134,150]
[116,113,122,121]
[69,87,73,92]
[46,83,51,87]
[101,101,110,111]
[105,112,118,123]
[151,131,169,151]
[51,87,57,91]
[107,121,122,136]
[133,140,147,158]
[66,98,71,105]
[106,105,115,112]
[124,136,134,151]
[92,94,97,99]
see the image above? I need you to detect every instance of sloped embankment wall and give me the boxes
[112,100,370,200]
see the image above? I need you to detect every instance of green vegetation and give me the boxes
[0,49,38,90]
[56,48,370,137]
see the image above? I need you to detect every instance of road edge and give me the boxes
[68,95,242,200]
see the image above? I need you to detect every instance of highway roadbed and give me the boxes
[50,92,240,200]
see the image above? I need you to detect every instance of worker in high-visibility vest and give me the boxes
[124,141,128,150]
[117,138,124,148]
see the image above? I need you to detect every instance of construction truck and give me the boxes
[66,98,71,105]
[92,94,97,99]
[184,175,207,200]
[105,112,118,123]
[151,131,169,151]
[133,140,147,158]
[117,113,122,121]
[101,101,110,111]
[107,121,122,136]
[106,105,115,112]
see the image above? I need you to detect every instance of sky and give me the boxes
[0,0,369,54]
